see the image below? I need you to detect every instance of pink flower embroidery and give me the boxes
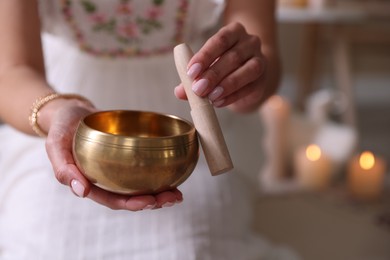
[61,0,188,58]
[146,6,163,20]
[117,22,139,39]
[89,13,107,24]
[116,3,133,15]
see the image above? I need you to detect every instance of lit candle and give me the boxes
[347,151,386,201]
[294,144,332,190]
[259,95,291,179]
[279,0,308,7]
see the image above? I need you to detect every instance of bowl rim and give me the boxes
[75,110,197,147]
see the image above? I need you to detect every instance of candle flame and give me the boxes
[306,144,321,162]
[359,151,375,170]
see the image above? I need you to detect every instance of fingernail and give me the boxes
[162,202,175,208]
[144,203,157,210]
[174,86,181,97]
[208,86,224,102]
[192,79,209,96]
[71,179,85,198]
[187,63,202,79]
[213,99,225,107]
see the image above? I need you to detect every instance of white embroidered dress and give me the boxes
[0,0,298,259]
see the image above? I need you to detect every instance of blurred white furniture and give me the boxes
[277,2,390,127]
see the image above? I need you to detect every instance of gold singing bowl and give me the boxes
[73,110,199,195]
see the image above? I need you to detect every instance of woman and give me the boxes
[0,0,298,259]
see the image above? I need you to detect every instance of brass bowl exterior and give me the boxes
[73,110,199,195]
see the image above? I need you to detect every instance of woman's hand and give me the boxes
[44,99,182,211]
[174,22,280,113]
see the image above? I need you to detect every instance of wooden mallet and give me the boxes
[174,43,234,176]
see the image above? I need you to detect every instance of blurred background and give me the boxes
[0,1,388,259]
[255,0,390,259]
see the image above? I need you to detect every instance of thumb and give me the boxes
[174,83,188,100]
[45,124,91,197]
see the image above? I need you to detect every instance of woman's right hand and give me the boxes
[43,98,183,211]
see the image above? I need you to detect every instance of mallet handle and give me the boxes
[174,43,233,175]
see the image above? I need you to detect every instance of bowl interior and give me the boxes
[83,110,194,138]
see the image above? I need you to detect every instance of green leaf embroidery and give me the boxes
[93,19,117,33]
[153,0,164,6]
[81,0,97,13]
[78,0,169,46]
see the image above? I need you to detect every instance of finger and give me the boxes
[174,83,188,100]
[208,56,266,105]
[217,81,266,112]
[192,35,261,97]
[187,23,246,79]
[172,188,183,202]
[154,189,182,208]
[87,186,157,211]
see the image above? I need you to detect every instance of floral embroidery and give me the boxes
[61,0,189,58]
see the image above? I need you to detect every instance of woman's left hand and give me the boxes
[45,100,183,211]
[174,22,279,113]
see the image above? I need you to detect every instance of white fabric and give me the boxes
[0,1,299,259]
